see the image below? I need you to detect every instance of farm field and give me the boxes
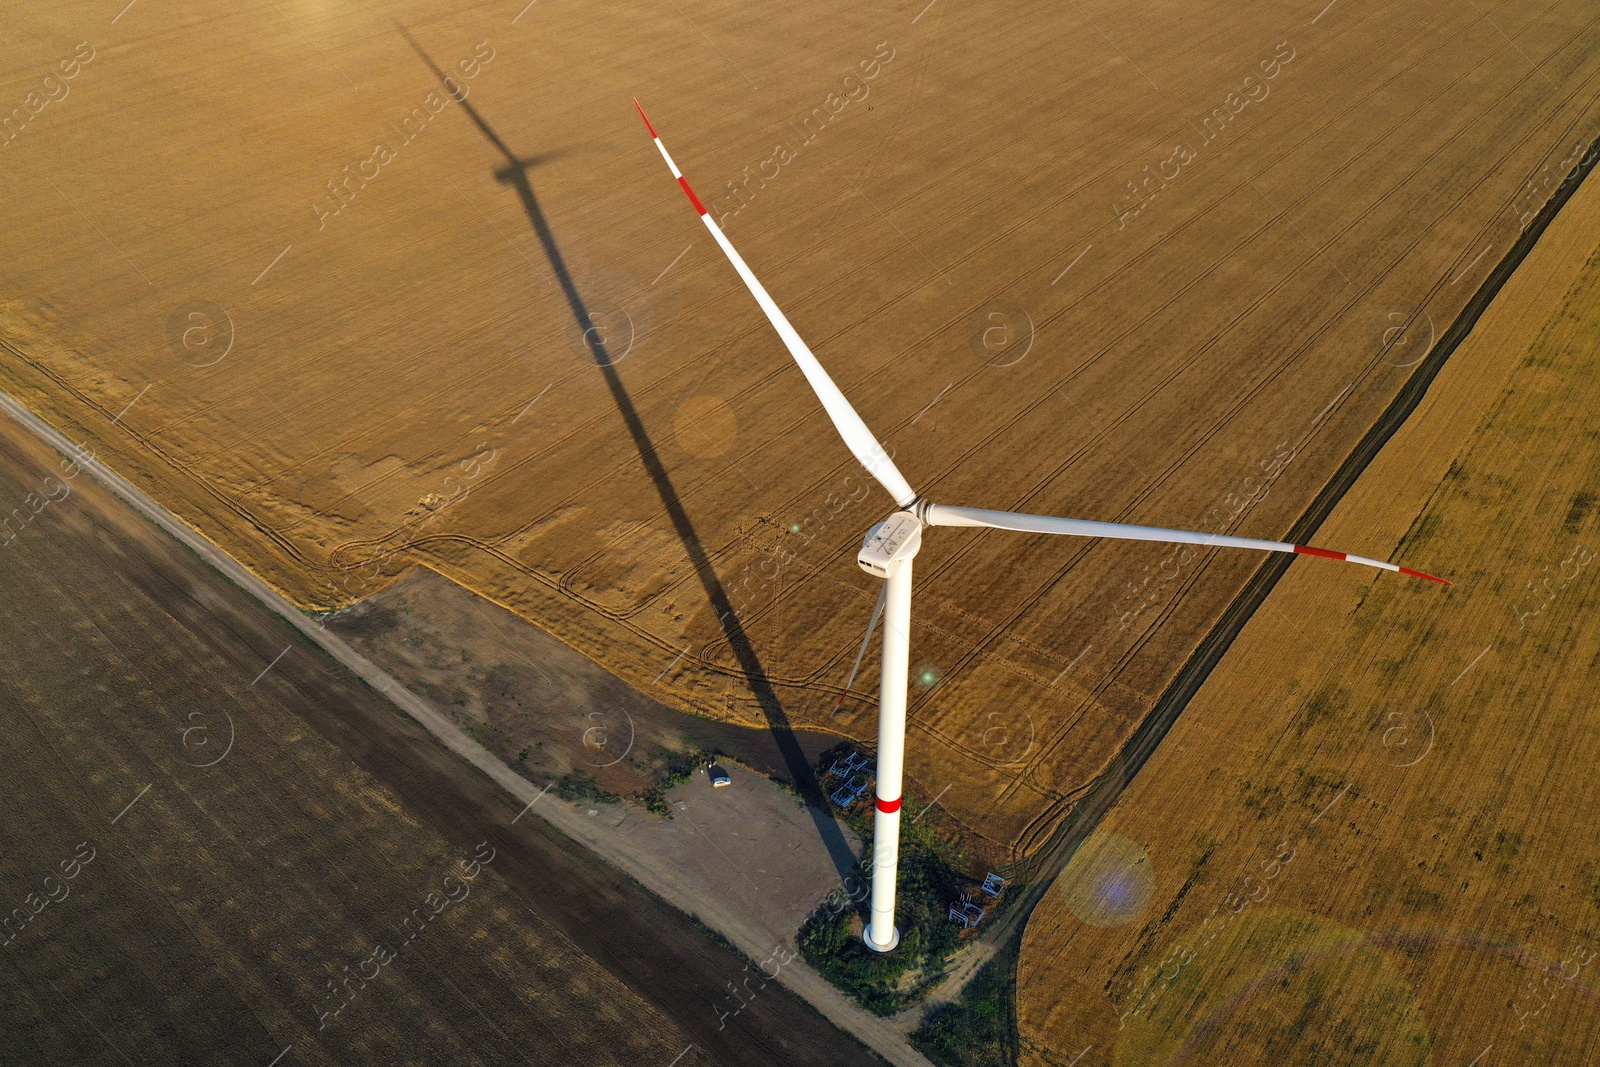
[1016,128,1600,1064]
[4,0,1600,866]
[0,413,879,1066]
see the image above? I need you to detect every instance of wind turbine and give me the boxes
[634,100,1449,953]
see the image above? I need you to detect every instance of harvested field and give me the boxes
[1016,130,1600,1064]
[0,412,879,1065]
[4,0,1600,863]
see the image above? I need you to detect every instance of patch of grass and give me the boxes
[553,770,621,804]
[798,810,968,1015]
[639,788,673,817]
[1240,779,1285,821]
[1295,684,1348,737]
[1564,490,1596,533]
[911,944,1018,1067]
[1397,510,1442,552]
[1292,771,1344,810]
[1399,880,1444,912]
[1490,828,1524,873]
[1577,859,1600,909]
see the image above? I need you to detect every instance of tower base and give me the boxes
[863,925,901,953]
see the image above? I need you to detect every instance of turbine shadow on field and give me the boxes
[398,28,860,885]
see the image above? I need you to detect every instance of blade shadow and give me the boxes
[398,28,860,883]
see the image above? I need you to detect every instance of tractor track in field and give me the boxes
[929,122,1600,1023]
[310,11,1600,714]
[287,28,1600,878]
[259,0,1512,581]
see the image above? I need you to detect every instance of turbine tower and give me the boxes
[634,100,1448,952]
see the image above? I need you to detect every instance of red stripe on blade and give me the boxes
[632,98,657,139]
[876,797,902,814]
[1294,545,1346,561]
[1400,566,1452,585]
[678,176,708,215]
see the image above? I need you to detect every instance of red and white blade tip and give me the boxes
[633,99,708,216]
[1397,566,1451,585]
[1293,543,1450,585]
[633,97,657,139]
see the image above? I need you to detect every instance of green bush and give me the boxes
[636,747,715,818]
[553,771,621,804]
[639,785,672,817]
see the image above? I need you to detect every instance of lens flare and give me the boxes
[1059,832,1155,927]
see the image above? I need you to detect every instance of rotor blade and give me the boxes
[923,504,1450,584]
[633,99,917,507]
[835,582,889,713]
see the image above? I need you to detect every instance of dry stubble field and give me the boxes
[3,0,1599,861]
[1016,135,1600,1065]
